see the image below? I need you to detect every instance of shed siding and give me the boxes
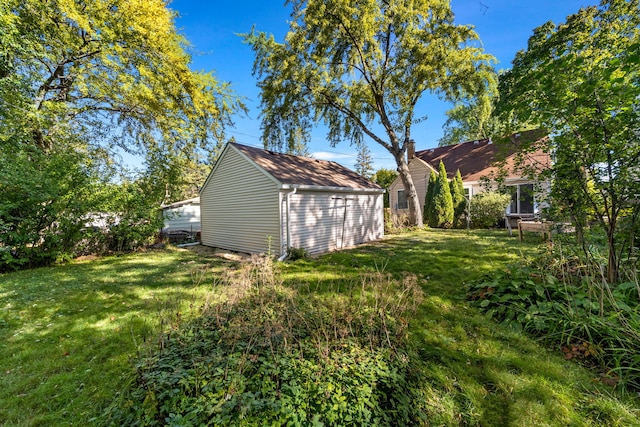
[286,191,383,255]
[162,204,201,233]
[201,148,281,255]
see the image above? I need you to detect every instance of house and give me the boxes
[200,142,384,257]
[389,129,551,223]
[161,197,201,237]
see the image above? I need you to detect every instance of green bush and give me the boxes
[430,161,454,228]
[106,259,428,425]
[469,192,511,229]
[423,170,437,225]
[450,170,466,228]
[467,246,640,393]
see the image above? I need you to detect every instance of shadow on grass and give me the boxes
[277,229,638,425]
[0,247,236,425]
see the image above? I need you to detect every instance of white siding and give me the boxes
[201,147,281,255]
[162,204,201,233]
[285,191,383,255]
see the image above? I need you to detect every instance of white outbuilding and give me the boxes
[161,197,201,236]
[200,142,384,257]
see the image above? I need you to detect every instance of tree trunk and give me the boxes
[394,153,423,227]
[606,217,618,284]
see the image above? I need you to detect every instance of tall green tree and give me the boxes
[372,168,398,208]
[0,0,240,268]
[450,169,466,227]
[432,161,454,228]
[438,84,502,146]
[245,0,495,226]
[497,0,640,283]
[423,169,437,226]
[0,0,240,193]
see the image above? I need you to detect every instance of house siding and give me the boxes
[285,190,383,255]
[200,147,281,255]
[389,160,431,216]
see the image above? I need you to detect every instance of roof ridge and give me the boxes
[230,141,343,167]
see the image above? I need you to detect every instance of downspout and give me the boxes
[277,187,297,262]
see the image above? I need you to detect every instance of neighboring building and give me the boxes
[161,197,201,235]
[200,142,384,257]
[389,129,551,222]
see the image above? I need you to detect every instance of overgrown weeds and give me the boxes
[106,256,427,425]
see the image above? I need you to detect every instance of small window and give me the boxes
[397,190,408,210]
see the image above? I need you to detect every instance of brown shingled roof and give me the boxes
[231,143,382,190]
[415,129,550,182]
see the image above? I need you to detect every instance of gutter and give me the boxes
[277,187,297,262]
[279,184,384,194]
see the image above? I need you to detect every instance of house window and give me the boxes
[397,190,408,209]
[508,184,534,214]
[464,187,472,199]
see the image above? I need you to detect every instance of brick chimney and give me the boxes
[407,139,415,161]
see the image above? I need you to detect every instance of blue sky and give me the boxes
[169,0,590,171]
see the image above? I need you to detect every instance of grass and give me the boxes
[0,248,234,425]
[1,229,639,425]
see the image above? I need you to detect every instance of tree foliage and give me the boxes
[244,0,495,226]
[372,168,398,208]
[431,161,454,228]
[497,0,640,282]
[450,169,466,228]
[354,142,374,179]
[0,0,240,269]
[0,0,238,160]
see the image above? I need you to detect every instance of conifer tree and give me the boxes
[433,161,454,228]
[424,169,437,226]
[450,169,466,228]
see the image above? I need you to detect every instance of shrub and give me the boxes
[423,170,437,226]
[431,161,454,228]
[467,244,640,393]
[469,192,511,229]
[450,169,466,228]
[286,246,308,260]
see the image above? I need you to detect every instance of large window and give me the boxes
[397,190,408,209]
[508,184,534,214]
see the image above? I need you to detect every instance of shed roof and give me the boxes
[230,142,382,190]
[415,129,550,182]
[161,197,200,210]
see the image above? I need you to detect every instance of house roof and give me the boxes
[414,129,550,182]
[230,142,382,190]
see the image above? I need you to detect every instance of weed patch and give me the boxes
[106,256,427,425]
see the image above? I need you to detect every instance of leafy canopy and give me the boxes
[497,0,640,282]
[0,0,242,268]
[0,0,240,172]
[245,0,495,226]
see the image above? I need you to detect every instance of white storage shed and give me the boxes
[200,142,384,257]
[161,197,201,235]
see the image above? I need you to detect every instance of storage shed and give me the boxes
[200,142,384,257]
[161,197,201,235]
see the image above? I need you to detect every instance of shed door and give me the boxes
[333,196,355,250]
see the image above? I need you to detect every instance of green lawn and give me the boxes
[1,229,638,425]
